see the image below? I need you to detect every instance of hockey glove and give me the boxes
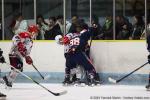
[25,56,33,65]
[63,36,70,45]
[148,55,150,64]
[0,56,5,63]
[17,42,26,56]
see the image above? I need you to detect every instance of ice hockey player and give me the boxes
[146,32,150,90]
[0,48,7,99]
[2,25,38,88]
[55,22,89,85]
[55,19,99,86]
[55,32,82,86]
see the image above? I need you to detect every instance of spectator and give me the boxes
[44,17,62,40]
[90,16,102,40]
[36,15,49,40]
[10,13,28,35]
[130,15,144,40]
[116,16,132,40]
[56,15,71,34]
[0,17,2,40]
[102,16,113,40]
[140,17,150,39]
[68,15,79,33]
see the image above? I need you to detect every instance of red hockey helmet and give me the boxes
[28,25,39,39]
[28,25,39,33]
[19,32,31,39]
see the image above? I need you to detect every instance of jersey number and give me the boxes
[70,38,80,46]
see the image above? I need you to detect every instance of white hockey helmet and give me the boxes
[55,35,63,44]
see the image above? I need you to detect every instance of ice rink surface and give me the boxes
[0,83,150,100]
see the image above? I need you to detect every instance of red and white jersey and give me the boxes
[9,32,33,57]
[64,32,79,53]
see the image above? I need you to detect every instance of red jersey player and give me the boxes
[2,25,38,88]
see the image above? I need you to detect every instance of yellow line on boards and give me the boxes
[93,40,146,42]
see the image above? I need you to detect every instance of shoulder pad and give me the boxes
[18,32,31,39]
[80,29,87,34]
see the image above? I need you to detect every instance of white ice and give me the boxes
[0,83,150,100]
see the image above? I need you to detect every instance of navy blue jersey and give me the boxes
[64,29,96,78]
[68,29,91,52]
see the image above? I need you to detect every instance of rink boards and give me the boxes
[0,40,149,85]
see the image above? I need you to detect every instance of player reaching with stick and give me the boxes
[1,25,38,88]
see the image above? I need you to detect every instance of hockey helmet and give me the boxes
[28,25,39,33]
[28,25,39,39]
[18,32,31,38]
[55,35,63,44]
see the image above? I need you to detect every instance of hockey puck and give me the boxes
[108,77,117,83]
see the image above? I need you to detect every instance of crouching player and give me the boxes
[55,19,100,86]
[2,25,38,88]
[0,48,7,99]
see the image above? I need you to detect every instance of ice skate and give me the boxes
[3,76,12,88]
[94,73,101,86]
[87,74,95,86]
[73,76,88,87]
[0,92,6,100]
[146,84,150,91]
[87,74,100,86]
[73,78,86,87]
[62,76,72,86]
[93,78,101,86]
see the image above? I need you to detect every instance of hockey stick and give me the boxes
[108,62,149,83]
[32,63,50,80]
[89,29,93,53]
[5,63,67,96]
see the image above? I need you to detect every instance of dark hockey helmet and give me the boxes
[76,19,88,29]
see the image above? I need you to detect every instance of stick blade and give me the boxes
[108,77,117,83]
[53,90,67,96]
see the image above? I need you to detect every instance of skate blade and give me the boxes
[74,83,87,87]
[146,88,150,91]
[87,83,95,87]
[0,97,6,100]
[95,83,101,86]
[62,83,73,87]
[91,84,95,87]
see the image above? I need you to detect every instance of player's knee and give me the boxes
[9,54,23,71]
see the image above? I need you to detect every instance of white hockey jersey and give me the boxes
[9,32,33,58]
